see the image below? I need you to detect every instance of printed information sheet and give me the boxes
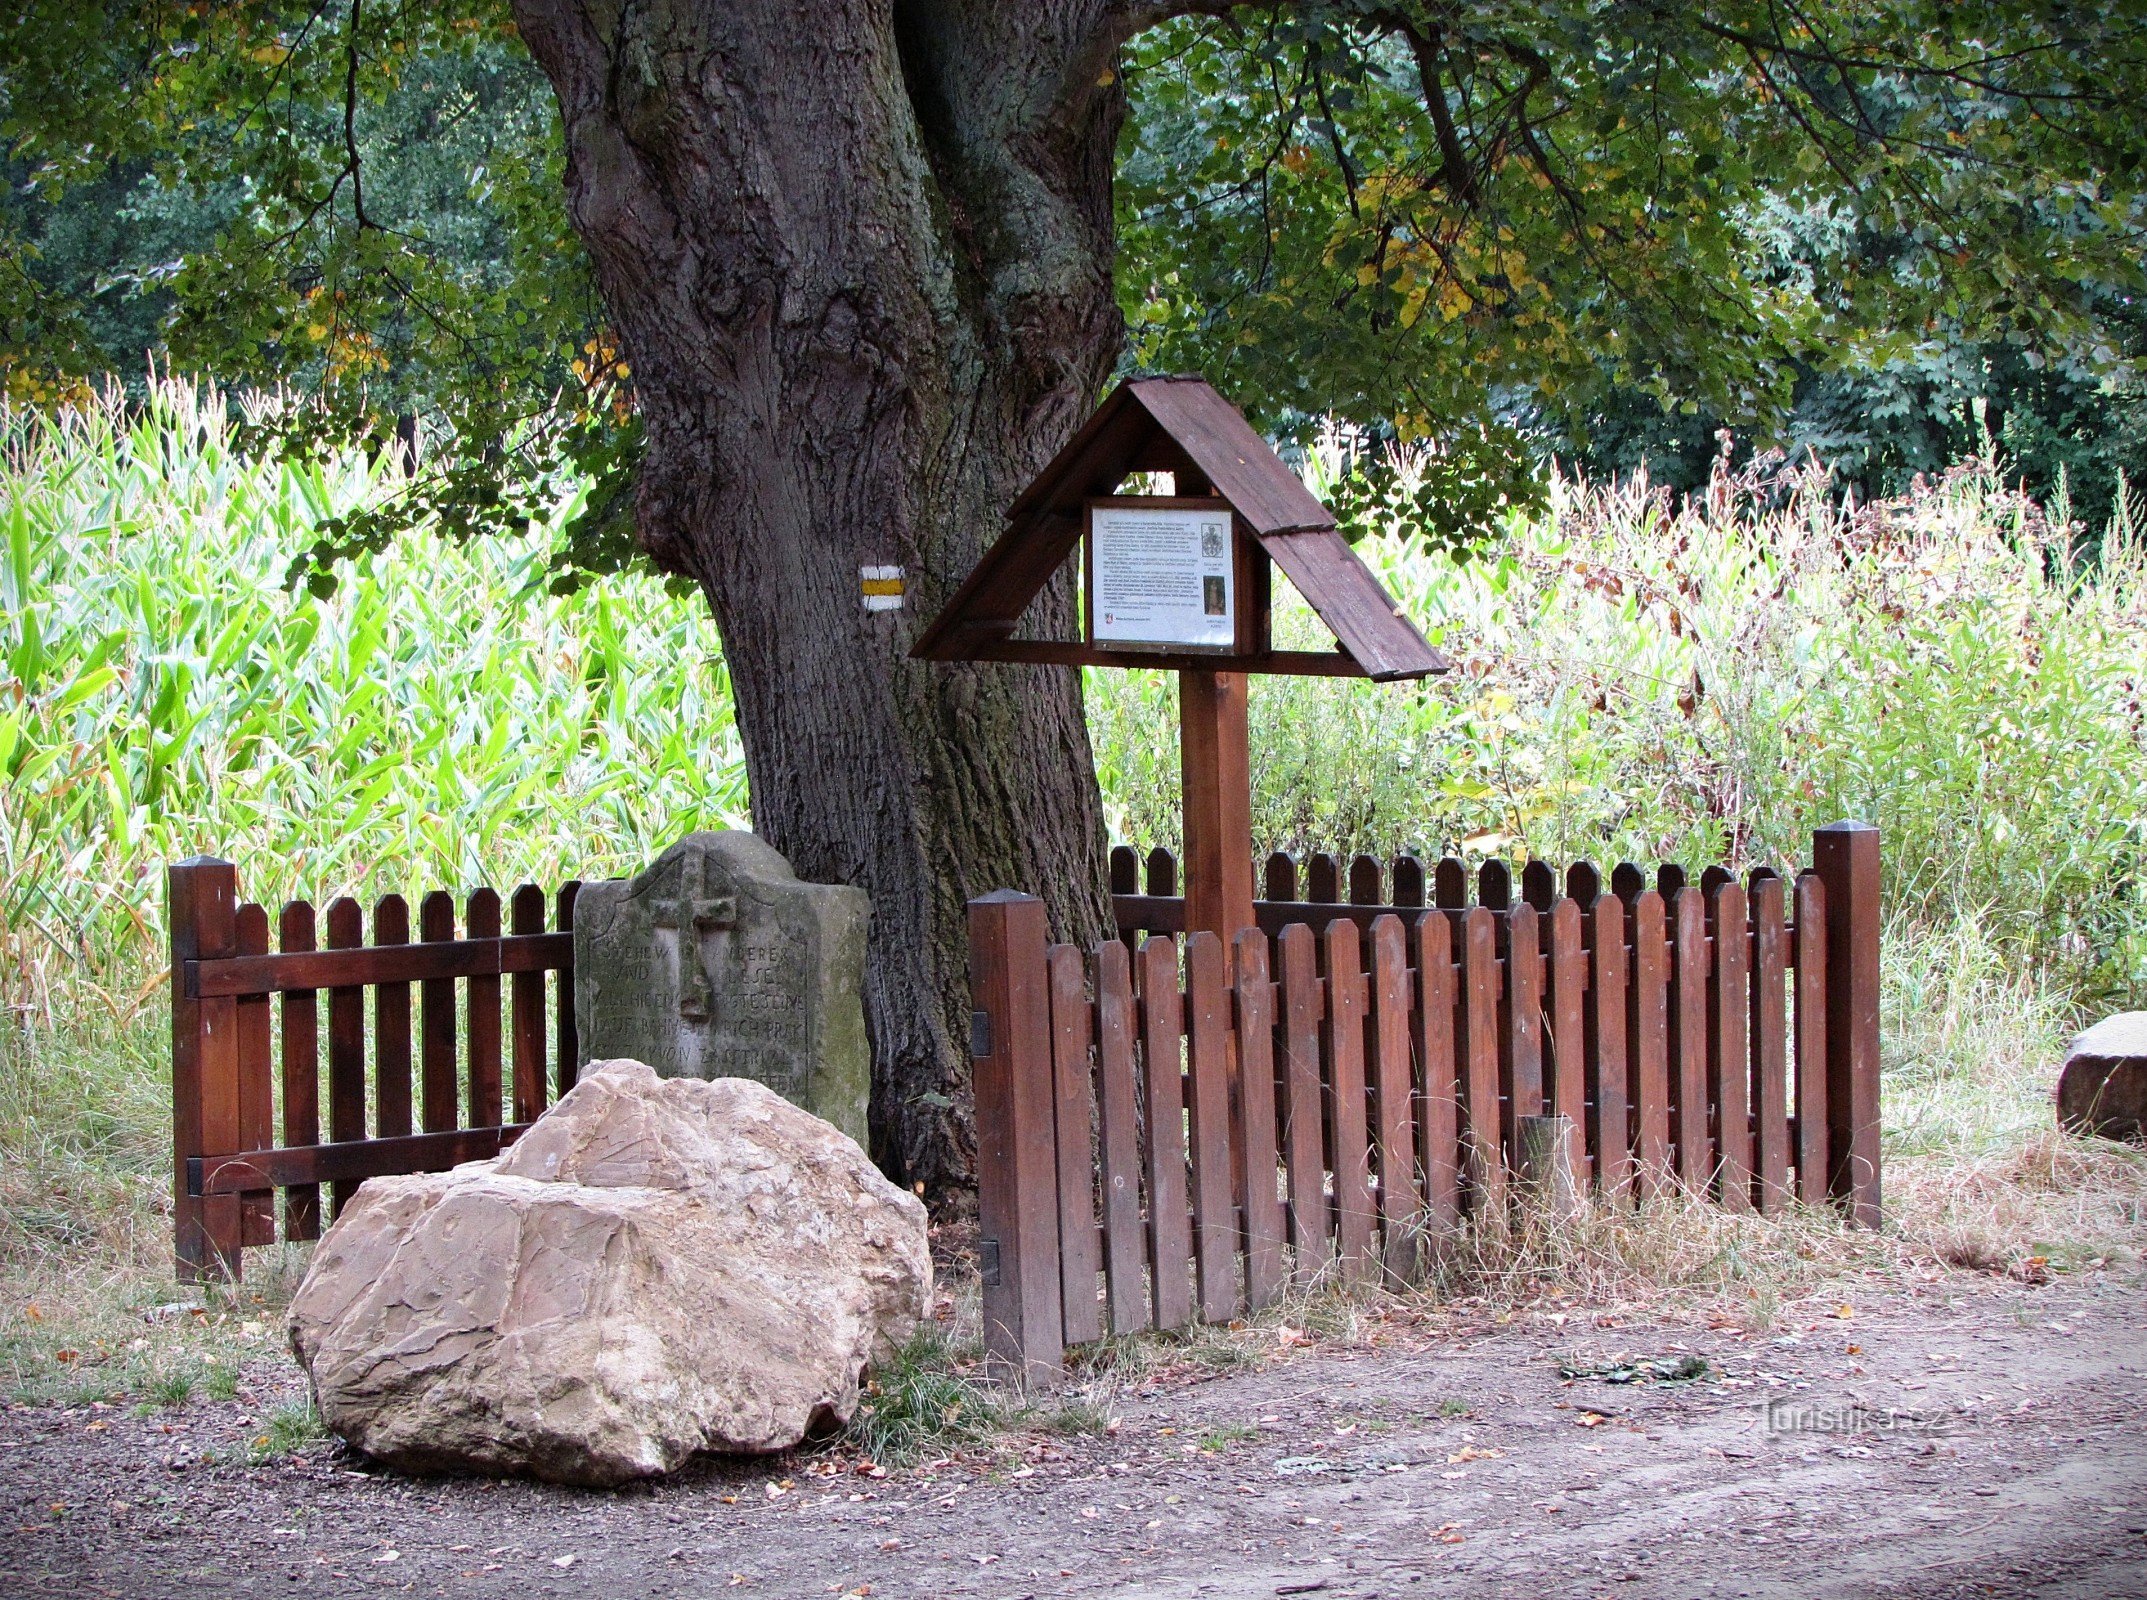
[1090,504,1234,650]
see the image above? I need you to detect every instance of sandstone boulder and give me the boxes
[2057,1013,2147,1143]
[288,1059,930,1485]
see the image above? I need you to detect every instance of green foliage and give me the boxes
[0,379,743,1014]
[841,1328,1001,1466]
[1119,2,2147,548]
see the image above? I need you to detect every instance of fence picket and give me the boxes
[1138,936,1193,1330]
[1324,919,1375,1283]
[1413,911,1461,1238]
[1048,944,1104,1345]
[1264,851,1298,903]
[1547,900,1587,1176]
[1611,862,1647,902]
[1145,847,1177,898]
[1505,902,1544,1168]
[1460,908,1504,1211]
[1184,932,1238,1322]
[1478,860,1511,910]
[1276,924,1330,1281]
[1092,939,1147,1334]
[1522,861,1557,911]
[1586,893,1631,1199]
[1434,857,1467,908]
[373,895,413,1141]
[325,897,365,1218]
[465,889,503,1129]
[511,884,547,1124]
[1392,855,1425,907]
[1110,846,1140,894]
[1368,916,1418,1281]
[1793,873,1830,1207]
[1752,876,1791,1212]
[1671,886,1710,1191]
[1348,855,1383,905]
[1233,930,1287,1309]
[420,892,458,1134]
[1566,861,1601,907]
[1710,881,1754,1211]
[1306,853,1339,903]
[278,901,320,1242]
[1629,890,1671,1196]
[234,903,276,1246]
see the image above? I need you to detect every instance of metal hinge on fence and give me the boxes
[978,1235,1001,1288]
[969,1009,992,1058]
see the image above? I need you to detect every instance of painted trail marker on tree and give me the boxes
[914,375,1448,951]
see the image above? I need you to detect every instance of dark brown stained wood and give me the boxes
[1349,855,1383,905]
[1459,909,1505,1212]
[1814,824,1883,1227]
[185,930,574,996]
[1180,669,1256,952]
[555,881,581,1098]
[1522,861,1557,911]
[1128,378,1338,535]
[169,859,242,1281]
[1264,852,1298,903]
[1611,862,1647,902]
[1747,865,1781,896]
[1145,847,1177,898]
[1658,863,1688,898]
[1138,936,1194,1331]
[1183,932,1239,1323]
[1275,924,1331,1280]
[1709,881,1754,1212]
[1701,865,1734,896]
[1047,944,1104,1346]
[233,902,276,1248]
[511,885,548,1124]
[193,1125,530,1193]
[1256,527,1450,680]
[1567,862,1601,908]
[1233,930,1288,1309]
[1367,916,1418,1281]
[1413,912,1461,1239]
[1323,919,1375,1283]
[1392,856,1425,908]
[1092,939,1147,1334]
[1504,903,1545,1170]
[1110,845,1140,895]
[372,895,413,1142]
[1306,853,1339,903]
[278,900,321,1243]
[465,888,503,1130]
[1629,891,1672,1196]
[1586,893,1632,1200]
[1547,900,1588,1177]
[419,892,458,1135]
[325,897,365,1219]
[1433,857,1467,909]
[939,638,1373,677]
[1670,887,1710,1192]
[966,893,1065,1380]
[1793,872,1831,1207]
[1751,876,1792,1213]
[1478,860,1511,911]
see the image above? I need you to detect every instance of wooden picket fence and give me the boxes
[966,822,1882,1382]
[167,857,581,1283]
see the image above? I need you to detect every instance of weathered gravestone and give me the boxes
[572,832,870,1148]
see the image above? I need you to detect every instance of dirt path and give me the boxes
[4,1273,2144,1600]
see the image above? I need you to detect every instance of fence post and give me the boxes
[1812,823,1882,1228]
[966,891,1064,1385]
[169,858,243,1283]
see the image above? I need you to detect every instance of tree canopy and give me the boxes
[4,2,2143,547]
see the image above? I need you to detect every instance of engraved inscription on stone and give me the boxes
[572,832,871,1147]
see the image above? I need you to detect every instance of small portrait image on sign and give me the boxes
[1089,501,1235,651]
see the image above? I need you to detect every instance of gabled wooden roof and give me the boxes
[913,376,1448,682]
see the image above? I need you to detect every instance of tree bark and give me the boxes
[509,0,1134,1195]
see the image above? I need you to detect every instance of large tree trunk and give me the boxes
[511,0,1133,1195]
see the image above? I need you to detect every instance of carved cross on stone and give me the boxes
[652,854,738,1025]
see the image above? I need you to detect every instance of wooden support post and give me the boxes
[966,891,1064,1385]
[1179,668,1255,953]
[1813,822,1883,1228]
[1516,1114,1581,1226]
[169,858,242,1283]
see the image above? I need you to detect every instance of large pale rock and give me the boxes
[288,1060,930,1485]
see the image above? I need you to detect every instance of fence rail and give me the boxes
[968,822,1882,1383]
[168,857,580,1284]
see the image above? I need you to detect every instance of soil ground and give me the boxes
[3,1272,2144,1600]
